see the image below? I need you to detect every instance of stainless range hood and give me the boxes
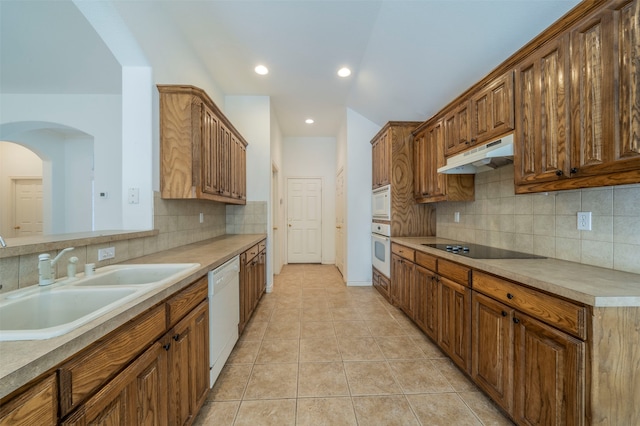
[437,133,514,174]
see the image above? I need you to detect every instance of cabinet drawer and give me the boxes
[438,259,470,287]
[391,244,415,262]
[415,251,437,271]
[167,276,208,328]
[258,240,266,252]
[473,271,586,339]
[245,244,260,262]
[58,304,166,416]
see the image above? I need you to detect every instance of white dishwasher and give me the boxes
[208,255,240,388]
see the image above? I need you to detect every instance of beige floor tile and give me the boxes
[357,309,395,321]
[431,358,477,392]
[264,320,300,340]
[352,395,420,425]
[234,399,296,426]
[406,393,483,426]
[192,401,239,426]
[459,392,515,425]
[300,337,342,362]
[375,336,427,360]
[255,339,299,363]
[334,321,372,337]
[300,321,335,338]
[367,319,407,336]
[331,307,363,321]
[337,337,385,361]
[343,361,402,396]
[244,363,298,400]
[271,307,302,321]
[209,364,252,401]
[226,339,260,364]
[411,334,447,358]
[302,307,332,322]
[297,362,350,397]
[240,319,268,341]
[296,397,357,426]
[388,360,454,394]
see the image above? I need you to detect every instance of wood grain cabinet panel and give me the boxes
[438,276,472,373]
[471,71,515,144]
[372,267,391,302]
[239,240,267,334]
[413,120,474,204]
[444,101,472,156]
[158,85,247,204]
[371,122,436,237]
[166,276,208,328]
[390,253,414,316]
[513,312,585,426]
[0,374,57,426]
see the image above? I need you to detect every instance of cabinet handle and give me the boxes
[470,138,477,143]
[570,167,578,174]
[513,318,520,324]
[507,293,514,299]
[555,170,563,177]
[501,311,508,317]
[163,343,171,351]
[464,140,470,145]
[173,334,180,341]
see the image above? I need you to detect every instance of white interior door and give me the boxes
[13,178,43,237]
[335,168,345,276]
[272,165,282,274]
[287,178,322,263]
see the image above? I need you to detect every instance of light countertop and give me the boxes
[393,237,640,308]
[0,233,265,400]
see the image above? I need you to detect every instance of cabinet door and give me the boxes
[372,138,380,188]
[201,104,221,196]
[472,292,514,414]
[62,342,168,426]
[391,256,414,316]
[423,270,439,341]
[427,120,446,198]
[438,277,471,373]
[218,123,232,197]
[513,313,585,426]
[444,102,472,156]
[413,265,435,333]
[167,300,209,426]
[570,5,640,177]
[515,35,571,186]
[379,129,391,188]
[472,71,514,144]
[413,130,429,199]
[0,374,57,426]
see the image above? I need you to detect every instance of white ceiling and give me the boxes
[1,0,580,138]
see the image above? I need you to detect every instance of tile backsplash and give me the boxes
[436,165,640,275]
[0,194,267,293]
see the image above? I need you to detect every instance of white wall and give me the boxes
[344,108,380,286]
[270,105,285,278]
[0,94,123,232]
[282,137,337,265]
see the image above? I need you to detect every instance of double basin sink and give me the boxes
[0,263,201,341]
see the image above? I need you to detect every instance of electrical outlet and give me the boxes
[577,212,592,231]
[454,212,460,223]
[98,247,115,261]
[199,212,204,223]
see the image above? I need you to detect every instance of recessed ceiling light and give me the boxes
[305,119,314,124]
[337,67,351,77]
[254,65,269,75]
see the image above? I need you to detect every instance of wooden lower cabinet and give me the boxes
[472,290,585,425]
[0,374,57,426]
[62,341,168,426]
[412,265,433,334]
[438,277,471,373]
[390,254,414,315]
[239,240,267,334]
[372,267,391,302]
[167,300,209,426]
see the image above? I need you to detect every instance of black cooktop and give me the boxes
[422,243,545,259]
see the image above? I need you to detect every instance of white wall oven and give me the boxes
[372,185,391,221]
[371,222,391,278]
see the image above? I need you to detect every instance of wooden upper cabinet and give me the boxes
[413,120,474,204]
[444,101,472,156]
[158,85,247,204]
[571,1,640,178]
[514,34,571,186]
[371,128,391,189]
[471,71,515,145]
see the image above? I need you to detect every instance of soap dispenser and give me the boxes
[38,254,54,285]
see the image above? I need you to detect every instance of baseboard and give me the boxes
[347,280,372,287]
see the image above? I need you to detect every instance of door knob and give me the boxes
[13,226,20,230]
[288,224,292,227]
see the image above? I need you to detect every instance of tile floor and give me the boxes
[194,264,514,425]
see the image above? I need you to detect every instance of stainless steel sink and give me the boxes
[0,263,200,341]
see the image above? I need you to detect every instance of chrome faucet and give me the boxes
[38,247,75,285]
[0,235,6,248]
